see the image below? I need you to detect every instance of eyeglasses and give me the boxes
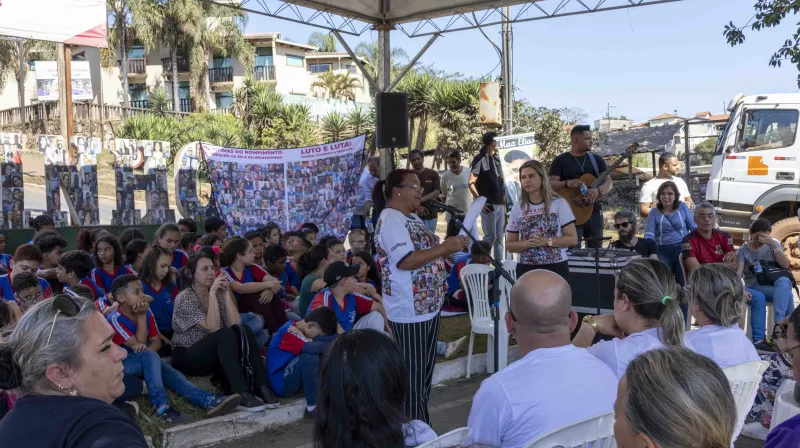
[17,291,44,303]
[46,295,82,345]
[397,184,422,192]
[613,222,632,229]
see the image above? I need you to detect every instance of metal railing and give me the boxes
[167,99,193,113]
[253,65,276,81]
[210,107,233,116]
[130,99,149,109]
[0,102,192,126]
[208,67,233,83]
[161,57,190,74]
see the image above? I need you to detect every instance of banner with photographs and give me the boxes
[1,133,24,164]
[39,134,101,226]
[174,142,204,223]
[111,139,172,226]
[495,132,536,206]
[0,133,24,229]
[34,61,94,102]
[193,135,366,239]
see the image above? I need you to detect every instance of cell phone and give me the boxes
[221,270,234,283]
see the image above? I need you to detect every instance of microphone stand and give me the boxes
[446,211,515,374]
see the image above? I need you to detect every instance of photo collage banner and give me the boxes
[40,134,101,226]
[174,135,366,239]
[1,133,25,229]
[110,139,172,226]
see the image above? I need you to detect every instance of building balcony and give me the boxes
[208,67,233,84]
[171,98,193,113]
[253,65,276,82]
[120,58,147,75]
[130,99,149,109]
[161,57,190,74]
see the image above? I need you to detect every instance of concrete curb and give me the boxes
[162,346,520,448]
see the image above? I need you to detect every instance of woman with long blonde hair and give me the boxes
[506,160,577,279]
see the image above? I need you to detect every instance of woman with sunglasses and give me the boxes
[374,169,470,424]
[643,181,696,287]
[0,295,148,447]
[506,160,578,279]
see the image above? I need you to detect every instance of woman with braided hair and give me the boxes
[0,294,147,447]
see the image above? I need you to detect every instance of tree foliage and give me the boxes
[513,100,571,165]
[311,71,362,100]
[308,32,338,52]
[724,1,800,86]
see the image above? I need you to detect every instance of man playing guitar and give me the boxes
[548,125,612,248]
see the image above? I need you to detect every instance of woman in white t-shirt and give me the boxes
[506,160,577,279]
[686,263,760,368]
[374,169,469,424]
[573,258,686,378]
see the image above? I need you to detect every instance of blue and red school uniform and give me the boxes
[266,322,310,396]
[91,265,134,294]
[307,290,373,331]
[285,260,301,292]
[142,281,178,333]
[171,249,188,270]
[0,273,52,304]
[224,264,269,301]
[64,276,108,311]
[108,309,159,352]
[446,254,472,298]
[123,264,138,275]
[0,254,12,271]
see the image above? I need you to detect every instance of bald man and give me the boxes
[465,270,618,448]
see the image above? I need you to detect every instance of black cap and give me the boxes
[324,261,361,286]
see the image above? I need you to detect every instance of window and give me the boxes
[255,47,273,67]
[128,43,145,59]
[741,109,799,152]
[129,83,147,101]
[348,64,357,74]
[673,135,682,144]
[178,81,190,100]
[215,92,233,110]
[287,55,304,67]
[310,63,332,73]
[212,57,232,69]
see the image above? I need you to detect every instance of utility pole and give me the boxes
[501,6,514,135]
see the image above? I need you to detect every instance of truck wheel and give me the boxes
[771,217,800,282]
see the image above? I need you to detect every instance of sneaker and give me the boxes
[259,385,281,409]
[754,339,777,355]
[236,393,267,412]
[741,422,770,441]
[304,408,317,420]
[205,394,242,418]
[157,406,192,424]
[444,336,468,359]
[114,401,139,420]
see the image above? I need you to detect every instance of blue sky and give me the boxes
[245,0,800,124]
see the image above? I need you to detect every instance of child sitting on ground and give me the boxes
[11,272,48,313]
[267,306,339,419]
[0,244,53,304]
[346,230,368,263]
[34,231,68,294]
[285,236,311,291]
[445,241,493,312]
[107,274,242,423]
[92,234,134,294]
[56,250,108,312]
[264,244,301,316]
[0,232,12,271]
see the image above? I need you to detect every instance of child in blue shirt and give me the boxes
[91,234,134,294]
[138,246,178,356]
[445,241,493,311]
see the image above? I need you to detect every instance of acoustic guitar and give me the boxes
[557,142,639,225]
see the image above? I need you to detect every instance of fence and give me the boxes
[0,102,192,127]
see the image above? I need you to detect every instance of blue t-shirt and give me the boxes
[307,290,373,331]
[266,322,307,396]
[91,266,133,294]
[171,250,188,270]
[223,265,269,301]
[285,260,301,291]
[0,274,52,303]
[142,281,177,332]
[0,254,12,270]
[766,413,800,447]
[446,254,471,294]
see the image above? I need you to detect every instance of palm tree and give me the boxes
[312,71,362,100]
[189,2,254,112]
[147,86,171,116]
[154,0,202,113]
[0,39,56,127]
[320,110,348,142]
[396,72,435,149]
[107,0,160,109]
[307,32,337,52]
[354,40,409,83]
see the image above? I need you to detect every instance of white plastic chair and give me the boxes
[724,361,769,439]
[460,263,495,378]
[416,427,469,448]
[522,412,617,448]
[770,379,800,431]
[499,259,517,310]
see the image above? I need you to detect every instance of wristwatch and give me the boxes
[583,315,599,332]
[547,238,554,247]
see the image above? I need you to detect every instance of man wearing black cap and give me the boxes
[307,261,390,335]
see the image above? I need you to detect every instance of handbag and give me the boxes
[231,324,256,394]
[754,260,799,294]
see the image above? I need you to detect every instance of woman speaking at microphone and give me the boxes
[374,169,469,424]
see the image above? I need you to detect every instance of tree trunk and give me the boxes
[121,22,130,109]
[416,112,428,149]
[171,47,179,113]
[408,116,416,149]
[202,54,211,112]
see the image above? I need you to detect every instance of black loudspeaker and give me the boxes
[376,92,409,148]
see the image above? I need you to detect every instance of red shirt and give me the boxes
[681,229,735,264]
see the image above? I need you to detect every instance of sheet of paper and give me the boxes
[459,196,487,239]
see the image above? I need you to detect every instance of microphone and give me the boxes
[427,200,464,216]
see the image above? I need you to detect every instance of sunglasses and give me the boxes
[613,222,632,229]
[46,294,83,345]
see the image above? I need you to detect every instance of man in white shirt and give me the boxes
[639,152,693,217]
[439,150,473,221]
[351,156,380,230]
[466,270,618,448]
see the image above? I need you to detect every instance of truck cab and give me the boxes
[707,93,800,273]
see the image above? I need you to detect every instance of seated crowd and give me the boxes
[0,210,797,448]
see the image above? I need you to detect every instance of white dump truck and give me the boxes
[706,93,800,275]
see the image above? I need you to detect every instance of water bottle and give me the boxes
[366,220,374,234]
[753,259,762,274]
[580,182,589,195]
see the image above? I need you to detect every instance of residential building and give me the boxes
[648,112,682,127]
[594,118,635,131]
[0,32,371,116]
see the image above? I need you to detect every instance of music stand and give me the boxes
[583,236,612,315]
